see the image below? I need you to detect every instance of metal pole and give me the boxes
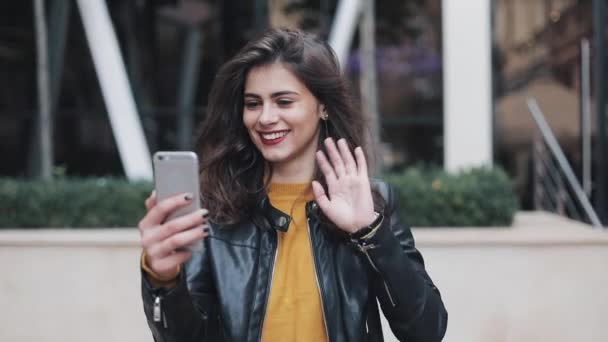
[255,0,268,30]
[49,0,70,112]
[328,0,363,69]
[359,0,381,174]
[34,0,53,179]
[177,28,202,150]
[75,0,153,180]
[594,0,607,223]
[527,98,603,228]
[533,136,543,210]
[580,39,592,196]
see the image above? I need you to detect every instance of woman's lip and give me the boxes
[259,131,289,145]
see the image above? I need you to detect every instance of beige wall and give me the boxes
[1,212,607,342]
[411,245,608,341]
[0,233,150,342]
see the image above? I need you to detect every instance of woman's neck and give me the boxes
[268,157,315,183]
[270,164,314,183]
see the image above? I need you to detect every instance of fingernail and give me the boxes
[201,208,209,219]
[184,193,193,201]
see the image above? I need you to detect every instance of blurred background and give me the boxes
[1,1,608,341]
[2,0,608,220]
[0,0,444,177]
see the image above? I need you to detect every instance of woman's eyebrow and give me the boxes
[244,91,299,99]
[243,90,300,99]
[270,91,299,98]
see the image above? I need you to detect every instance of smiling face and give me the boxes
[243,62,323,182]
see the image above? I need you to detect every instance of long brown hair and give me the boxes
[196,28,379,225]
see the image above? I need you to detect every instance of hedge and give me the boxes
[0,178,152,228]
[384,167,518,227]
[0,167,517,228]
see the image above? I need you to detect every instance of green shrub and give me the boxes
[384,167,518,227]
[0,167,517,228]
[0,178,152,228]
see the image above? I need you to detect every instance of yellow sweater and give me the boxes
[262,183,327,342]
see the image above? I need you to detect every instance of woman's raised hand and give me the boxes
[312,138,377,234]
[138,192,210,280]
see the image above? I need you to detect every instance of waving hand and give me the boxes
[312,138,377,233]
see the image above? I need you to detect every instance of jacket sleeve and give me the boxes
[141,237,221,342]
[363,181,448,341]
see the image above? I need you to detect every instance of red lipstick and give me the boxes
[259,131,289,145]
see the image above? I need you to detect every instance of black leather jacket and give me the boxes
[141,181,447,341]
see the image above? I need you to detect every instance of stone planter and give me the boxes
[1,212,606,342]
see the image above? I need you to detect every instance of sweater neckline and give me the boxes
[268,182,314,200]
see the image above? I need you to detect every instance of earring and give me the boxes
[321,111,329,137]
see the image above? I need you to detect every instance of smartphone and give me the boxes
[153,151,203,252]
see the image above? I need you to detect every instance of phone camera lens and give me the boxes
[158,155,165,161]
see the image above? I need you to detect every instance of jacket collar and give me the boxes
[252,195,290,232]
[252,195,321,232]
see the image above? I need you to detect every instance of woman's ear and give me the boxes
[319,104,327,119]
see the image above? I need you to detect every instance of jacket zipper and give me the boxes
[153,295,168,328]
[307,218,330,339]
[153,296,161,322]
[362,250,396,307]
[259,231,279,342]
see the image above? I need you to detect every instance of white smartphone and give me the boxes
[153,151,203,252]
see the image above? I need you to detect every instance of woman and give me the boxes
[139,28,447,342]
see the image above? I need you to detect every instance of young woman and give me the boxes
[139,28,447,342]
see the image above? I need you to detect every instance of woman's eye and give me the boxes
[277,99,293,107]
[245,101,260,109]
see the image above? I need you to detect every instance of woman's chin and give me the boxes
[260,152,286,164]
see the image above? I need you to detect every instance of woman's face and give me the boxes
[243,62,322,180]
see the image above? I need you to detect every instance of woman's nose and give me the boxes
[258,105,279,125]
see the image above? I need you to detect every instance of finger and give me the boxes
[145,190,157,211]
[316,151,338,193]
[337,139,357,175]
[312,181,331,213]
[354,147,368,177]
[324,138,346,177]
[148,250,192,278]
[141,208,209,248]
[139,192,195,230]
[148,225,209,258]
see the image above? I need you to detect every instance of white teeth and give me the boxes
[261,131,287,140]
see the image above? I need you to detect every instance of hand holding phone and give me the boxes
[137,151,209,280]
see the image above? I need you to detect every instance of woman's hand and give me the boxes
[312,138,377,233]
[138,191,210,280]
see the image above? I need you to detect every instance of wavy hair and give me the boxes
[196,28,381,226]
